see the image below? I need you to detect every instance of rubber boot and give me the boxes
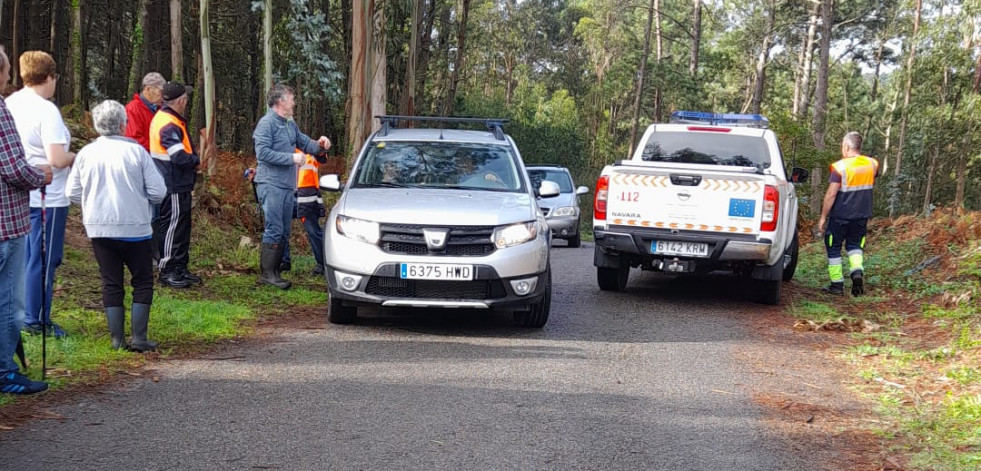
[851,270,864,296]
[128,303,159,353]
[260,243,292,290]
[105,306,126,350]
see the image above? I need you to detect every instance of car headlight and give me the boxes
[552,206,576,217]
[493,221,538,248]
[335,215,380,245]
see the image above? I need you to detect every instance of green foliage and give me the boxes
[273,0,344,102]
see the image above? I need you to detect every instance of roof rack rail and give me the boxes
[669,111,769,129]
[376,115,510,140]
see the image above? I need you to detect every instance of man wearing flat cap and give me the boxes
[149,82,200,288]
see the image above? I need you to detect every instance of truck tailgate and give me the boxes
[606,166,764,235]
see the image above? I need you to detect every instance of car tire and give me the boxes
[597,261,628,291]
[782,230,799,282]
[568,227,581,248]
[514,270,551,328]
[328,295,357,324]
[752,278,782,305]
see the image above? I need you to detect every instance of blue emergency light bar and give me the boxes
[670,111,769,129]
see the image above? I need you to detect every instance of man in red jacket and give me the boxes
[124,72,166,151]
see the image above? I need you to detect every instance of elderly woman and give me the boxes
[66,100,167,352]
[5,51,75,338]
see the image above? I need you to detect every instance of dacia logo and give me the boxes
[423,228,450,250]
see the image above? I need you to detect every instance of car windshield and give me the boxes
[527,169,573,193]
[640,132,770,170]
[353,141,523,192]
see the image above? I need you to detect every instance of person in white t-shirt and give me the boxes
[5,50,74,338]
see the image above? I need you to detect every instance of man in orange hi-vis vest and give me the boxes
[280,149,328,276]
[818,132,879,297]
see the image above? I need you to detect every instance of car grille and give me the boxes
[379,224,496,257]
[365,276,507,299]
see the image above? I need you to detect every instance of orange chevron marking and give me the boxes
[685,223,694,229]
[655,221,665,228]
[700,224,709,230]
[714,226,723,231]
[669,222,679,228]
[613,219,623,225]
[641,220,651,227]
[743,227,753,233]
[728,227,738,232]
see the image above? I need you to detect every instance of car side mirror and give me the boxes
[575,186,589,196]
[319,174,341,191]
[790,167,809,184]
[538,180,561,198]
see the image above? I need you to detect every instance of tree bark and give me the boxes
[12,0,20,87]
[199,0,216,175]
[751,1,776,116]
[70,0,82,109]
[401,0,423,116]
[416,0,438,112]
[443,0,471,116]
[809,0,832,216]
[347,0,368,164]
[629,0,656,157]
[28,0,40,50]
[689,0,701,78]
[262,0,272,99]
[652,0,663,123]
[127,0,148,96]
[894,0,921,178]
[49,0,58,52]
[793,1,819,120]
[368,0,386,132]
[170,0,183,82]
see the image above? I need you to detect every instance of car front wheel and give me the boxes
[328,295,358,324]
[514,270,551,328]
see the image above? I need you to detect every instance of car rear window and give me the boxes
[528,169,573,193]
[353,141,523,192]
[640,132,770,170]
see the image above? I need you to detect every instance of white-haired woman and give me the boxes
[66,100,167,352]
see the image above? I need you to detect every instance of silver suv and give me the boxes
[318,116,560,327]
[527,165,590,247]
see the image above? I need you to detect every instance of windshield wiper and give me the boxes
[357,182,412,188]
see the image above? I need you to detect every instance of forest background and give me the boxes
[1,0,979,218]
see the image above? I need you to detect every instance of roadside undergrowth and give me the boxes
[791,209,981,470]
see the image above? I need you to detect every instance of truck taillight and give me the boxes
[761,185,779,232]
[594,175,609,221]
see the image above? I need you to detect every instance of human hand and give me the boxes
[244,168,256,182]
[317,136,331,150]
[36,164,53,185]
[817,216,826,233]
[292,153,305,165]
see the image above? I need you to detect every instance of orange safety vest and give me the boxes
[829,155,879,219]
[149,110,193,161]
[296,149,320,190]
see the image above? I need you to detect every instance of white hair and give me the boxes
[91,100,128,136]
[142,72,166,90]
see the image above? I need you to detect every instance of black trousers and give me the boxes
[91,238,155,307]
[154,192,192,274]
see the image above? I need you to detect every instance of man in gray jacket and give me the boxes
[252,84,330,289]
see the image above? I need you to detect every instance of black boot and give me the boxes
[128,303,158,353]
[851,270,864,296]
[260,243,292,290]
[822,281,845,296]
[105,306,126,350]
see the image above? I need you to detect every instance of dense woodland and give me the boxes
[1,0,979,216]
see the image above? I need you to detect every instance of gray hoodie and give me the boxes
[66,136,167,238]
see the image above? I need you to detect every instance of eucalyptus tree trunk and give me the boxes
[127,0,148,96]
[809,0,832,216]
[401,0,423,116]
[170,0,182,82]
[652,0,663,122]
[792,2,819,120]
[12,0,20,87]
[689,0,701,77]
[629,0,656,157]
[49,0,57,52]
[71,0,83,109]
[894,0,922,178]
[347,0,369,163]
[957,46,981,208]
[751,1,776,115]
[262,0,272,98]
[443,0,471,116]
[368,0,386,132]
[200,0,216,175]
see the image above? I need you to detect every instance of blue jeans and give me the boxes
[0,236,28,375]
[25,206,68,327]
[280,216,325,268]
[256,183,293,246]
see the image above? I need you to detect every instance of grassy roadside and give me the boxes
[789,210,981,470]
[1,211,326,408]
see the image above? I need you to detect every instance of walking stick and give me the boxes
[39,185,48,380]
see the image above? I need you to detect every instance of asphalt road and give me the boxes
[0,242,811,470]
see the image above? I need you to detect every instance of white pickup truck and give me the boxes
[591,111,809,304]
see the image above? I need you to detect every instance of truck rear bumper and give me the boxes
[593,227,772,264]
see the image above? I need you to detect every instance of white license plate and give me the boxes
[399,263,474,280]
[651,240,709,257]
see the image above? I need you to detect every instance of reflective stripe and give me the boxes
[166,143,186,156]
[296,195,323,204]
[151,152,171,162]
[299,165,317,171]
[839,184,874,192]
[846,249,863,256]
[827,257,843,264]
